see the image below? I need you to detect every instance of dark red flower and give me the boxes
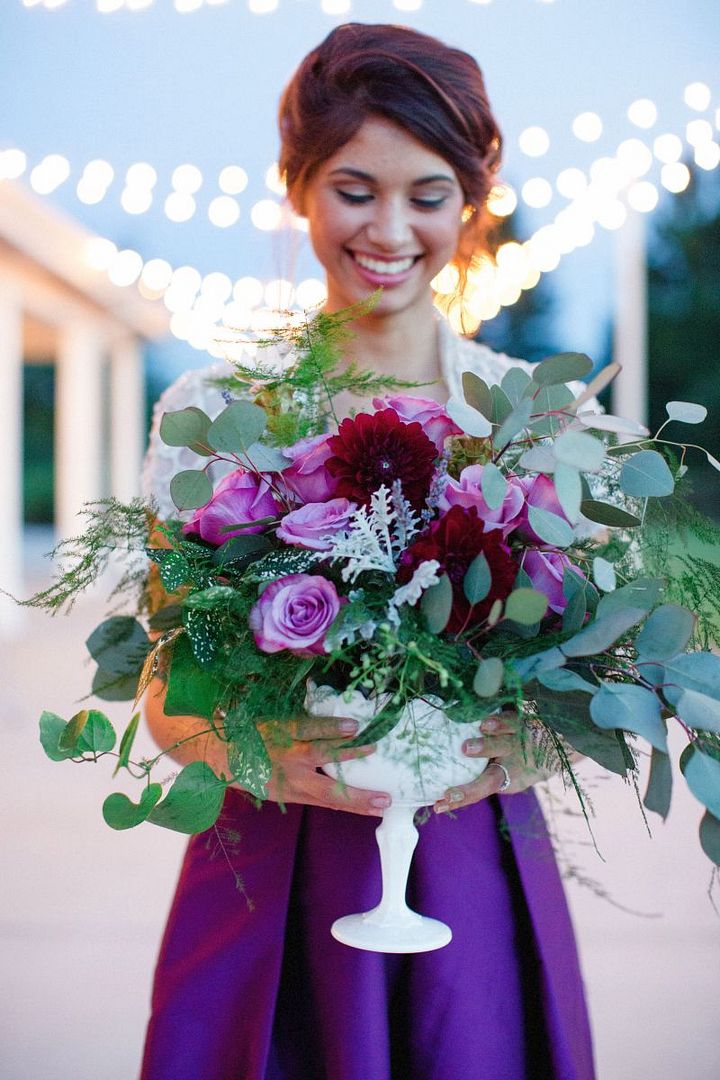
[399,505,518,633]
[326,409,438,511]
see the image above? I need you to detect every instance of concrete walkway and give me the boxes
[1,547,719,1079]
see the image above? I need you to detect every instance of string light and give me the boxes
[521,177,553,208]
[627,98,658,129]
[572,112,603,142]
[686,119,714,147]
[208,195,240,227]
[518,126,550,157]
[660,162,691,194]
[219,165,249,195]
[653,133,683,163]
[684,82,712,112]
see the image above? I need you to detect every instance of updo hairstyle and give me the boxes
[278,23,503,325]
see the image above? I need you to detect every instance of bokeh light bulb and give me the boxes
[219,165,249,195]
[518,126,550,157]
[684,82,712,112]
[172,164,203,193]
[572,112,603,142]
[627,99,658,129]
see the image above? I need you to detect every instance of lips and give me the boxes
[347,249,422,286]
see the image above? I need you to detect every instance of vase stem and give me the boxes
[372,803,420,925]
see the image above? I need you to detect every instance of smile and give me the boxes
[350,252,421,276]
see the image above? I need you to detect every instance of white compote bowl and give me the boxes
[305,683,488,954]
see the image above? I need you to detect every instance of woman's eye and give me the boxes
[412,196,447,210]
[336,190,373,204]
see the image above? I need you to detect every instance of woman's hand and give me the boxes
[433,710,549,814]
[259,713,392,817]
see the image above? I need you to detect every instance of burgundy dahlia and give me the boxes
[325,409,438,511]
[399,505,518,633]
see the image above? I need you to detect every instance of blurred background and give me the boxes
[1,1,719,1077]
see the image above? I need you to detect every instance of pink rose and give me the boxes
[371,394,462,452]
[276,498,357,551]
[438,465,526,537]
[517,474,571,543]
[249,573,341,655]
[523,550,583,614]
[183,469,281,546]
[281,434,339,504]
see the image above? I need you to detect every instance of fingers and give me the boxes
[479,709,519,735]
[433,760,513,814]
[288,714,360,742]
[269,769,391,817]
[462,734,516,760]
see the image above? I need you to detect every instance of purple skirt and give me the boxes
[141,789,594,1080]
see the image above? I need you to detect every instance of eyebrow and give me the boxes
[328,167,456,185]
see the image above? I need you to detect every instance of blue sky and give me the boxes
[1,0,718,374]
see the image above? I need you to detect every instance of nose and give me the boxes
[364,197,414,251]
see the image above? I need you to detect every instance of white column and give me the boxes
[0,290,24,633]
[110,335,145,502]
[612,209,648,426]
[55,322,105,540]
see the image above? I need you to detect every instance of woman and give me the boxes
[141,23,595,1080]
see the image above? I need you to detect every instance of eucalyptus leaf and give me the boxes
[91,668,139,702]
[553,430,606,473]
[510,647,566,682]
[159,407,213,456]
[446,397,493,437]
[532,352,593,387]
[706,450,720,473]
[596,577,664,619]
[527,506,575,548]
[526,383,575,437]
[518,446,556,474]
[490,384,514,425]
[236,443,291,472]
[207,400,267,455]
[86,617,148,677]
[670,689,720,734]
[421,573,453,633]
[635,604,696,660]
[170,469,213,512]
[147,761,228,834]
[643,747,672,820]
[504,588,548,626]
[473,656,505,697]
[592,557,616,593]
[665,400,708,425]
[39,711,78,762]
[480,462,507,510]
[579,500,641,528]
[681,746,720,819]
[661,652,720,700]
[537,668,598,694]
[103,784,163,831]
[534,687,631,775]
[699,811,720,866]
[576,412,649,437]
[463,552,492,605]
[501,367,533,405]
[553,463,582,523]
[461,371,493,419]
[590,683,667,751]
[561,606,647,657]
[494,397,534,450]
[620,450,675,497]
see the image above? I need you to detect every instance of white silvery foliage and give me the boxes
[390,560,441,610]
[325,486,400,583]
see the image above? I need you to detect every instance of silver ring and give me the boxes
[490,760,511,793]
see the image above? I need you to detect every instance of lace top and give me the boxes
[142,322,532,521]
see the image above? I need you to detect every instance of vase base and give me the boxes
[331,911,452,954]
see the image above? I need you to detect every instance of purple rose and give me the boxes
[281,434,339,504]
[517,474,571,543]
[276,498,357,551]
[183,469,281,546]
[438,465,526,537]
[249,573,341,655]
[523,550,584,614]
[371,394,462,452]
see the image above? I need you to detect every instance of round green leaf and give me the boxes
[662,652,720,700]
[532,352,593,387]
[561,606,648,657]
[671,689,720,734]
[446,397,493,437]
[237,443,290,472]
[577,413,649,437]
[553,463,582,524]
[635,604,696,660]
[480,462,507,510]
[170,469,213,511]
[461,371,492,419]
[207,400,267,455]
[592,557,616,593]
[103,784,163,830]
[579,500,641,528]
[518,446,556,474]
[590,683,667,751]
[147,761,228,834]
[537,668,598,694]
[643,747,672,821]
[527,505,575,548]
[596,577,664,619]
[159,407,213,455]
[86,617,148,676]
[421,573,453,634]
[681,746,720,819]
[473,657,504,697]
[74,709,117,754]
[510,646,566,682]
[505,588,549,626]
[665,401,707,425]
[620,450,675,497]
[553,430,606,473]
[463,552,492,605]
[494,398,534,450]
[500,367,533,405]
[39,711,77,762]
[699,811,720,866]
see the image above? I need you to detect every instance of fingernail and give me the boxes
[464,737,484,755]
[339,719,359,734]
[481,717,499,732]
[445,788,465,804]
[370,795,391,809]
[434,802,450,814]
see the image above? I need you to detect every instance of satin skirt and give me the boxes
[141,789,594,1080]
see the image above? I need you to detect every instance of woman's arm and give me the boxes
[143,677,392,817]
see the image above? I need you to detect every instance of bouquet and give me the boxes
[30,307,720,874]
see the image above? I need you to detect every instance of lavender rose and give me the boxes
[371,394,462,452]
[249,573,341,655]
[183,469,281,546]
[438,465,526,537]
[276,498,356,551]
[523,550,584,614]
[517,474,571,543]
[281,434,339,504]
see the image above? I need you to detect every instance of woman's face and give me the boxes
[301,117,465,320]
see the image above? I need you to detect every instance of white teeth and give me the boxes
[353,253,416,275]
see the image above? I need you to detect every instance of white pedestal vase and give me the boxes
[305,684,488,954]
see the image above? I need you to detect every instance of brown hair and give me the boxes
[278,23,503,326]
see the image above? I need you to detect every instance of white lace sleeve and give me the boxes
[142,361,235,521]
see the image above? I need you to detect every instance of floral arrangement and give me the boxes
[30,308,720,866]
